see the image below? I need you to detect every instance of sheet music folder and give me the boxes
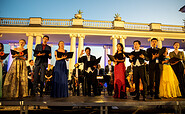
[57,52,74,59]
[86,56,102,67]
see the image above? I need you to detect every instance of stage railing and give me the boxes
[0,17,184,33]
[161,24,184,32]
[0,18,30,26]
[42,19,72,26]
[124,22,150,30]
[83,20,112,28]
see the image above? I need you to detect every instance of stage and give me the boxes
[0,95,185,114]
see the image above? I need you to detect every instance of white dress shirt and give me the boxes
[85,55,93,73]
[108,65,112,74]
[134,49,142,67]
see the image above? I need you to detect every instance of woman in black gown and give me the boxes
[169,42,185,97]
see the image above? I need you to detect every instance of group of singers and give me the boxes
[0,36,185,101]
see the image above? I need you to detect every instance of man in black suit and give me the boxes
[27,60,34,96]
[105,60,114,96]
[33,35,51,97]
[78,47,97,96]
[146,38,161,99]
[96,64,105,76]
[129,40,147,101]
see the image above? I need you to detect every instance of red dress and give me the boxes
[113,53,127,99]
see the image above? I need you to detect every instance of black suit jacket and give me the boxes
[27,66,34,76]
[34,44,51,66]
[129,49,146,65]
[96,68,105,76]
[146,47,162,70]
[78,55,96,71]
[105,65,114,75]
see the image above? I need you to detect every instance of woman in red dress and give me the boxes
[113,43,127,99]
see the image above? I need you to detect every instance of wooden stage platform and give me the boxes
[0,96,185,114]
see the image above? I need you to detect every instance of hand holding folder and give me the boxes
[0,51,9,60]
[11,49,28,56]
[169,57,181,64]
[33,49,50,57]
[86,56,102,67]
[57,52,74,59]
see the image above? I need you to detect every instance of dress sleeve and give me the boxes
[181,51,185,66]
[169,52,174,59]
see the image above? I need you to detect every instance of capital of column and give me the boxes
[70,34,78,38]
[26,33,34,37]
[157,37,164,41]
[119,35,127,40]
[110,35,127,40]
[110,35,119,40]
[34,33,43,37]
[77,34,85,39]
[103,45,111,49]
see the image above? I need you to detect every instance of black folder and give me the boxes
[124,52,131,58]
[57,52,74,59]
[107,54,115,61]
[0,53,9,60]
[86,56,102,67]
[169,57,181,63]
[11,49,28,55]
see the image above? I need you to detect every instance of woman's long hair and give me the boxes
[116,43,124,54]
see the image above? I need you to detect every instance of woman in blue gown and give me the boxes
[51,41,68,98]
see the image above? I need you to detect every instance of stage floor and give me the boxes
[1,95,185,114]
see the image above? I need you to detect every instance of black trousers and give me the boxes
[105,75,114,96]
[149,63,160,97]
[84,72,97,96]
[72,77,80,96]
[33,63,47,96]
[28,79,33,96]
[133,65,147,97]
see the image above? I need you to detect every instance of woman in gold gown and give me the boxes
[159,47,181,98]
[3,39,28,98]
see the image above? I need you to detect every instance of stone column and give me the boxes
[119,36,127,51]
[77,34,85,58]
[104,45,110,67]
[157,38,164,49]
[69,34,77,80]
[110,35,118,55]
[26,33,34,65]
[35,34,43,46]
[34,34,43,61]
